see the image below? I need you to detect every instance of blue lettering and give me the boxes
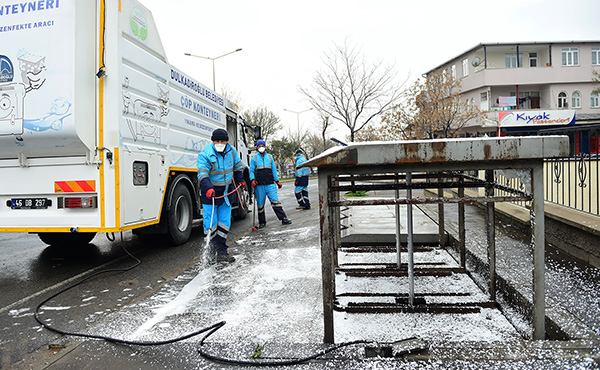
[181,96,192,109]
[0,1,59,16]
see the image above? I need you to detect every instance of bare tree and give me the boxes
[593,69,600,94]
[269,138,296,177]
[381,69,485,140]
[317,114,331,151]
[300,40,405,142]
[220,87,244,112]
[241,106,281,143]
[304,131,334,158]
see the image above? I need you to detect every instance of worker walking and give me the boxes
[249,140,292,228]
[293,149,311,210]
[197,128,245,263]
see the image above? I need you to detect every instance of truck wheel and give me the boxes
[38,232,97,246]
[232,182,249,220]
[166,184,193,246]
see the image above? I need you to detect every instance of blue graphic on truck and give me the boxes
[23,97,71,131]
[0,55,14,83]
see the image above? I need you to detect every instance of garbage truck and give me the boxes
[0,0,257,246]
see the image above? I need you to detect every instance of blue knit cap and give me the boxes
[256,139,266,147]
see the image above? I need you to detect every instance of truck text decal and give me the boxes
[0,0,60,16]
[170,69,224,107]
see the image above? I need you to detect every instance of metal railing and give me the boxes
[494,155,599,216]
[545,155,599,216]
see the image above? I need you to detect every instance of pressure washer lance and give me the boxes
[202,195,216,265]
[252,186,258,231]
[202,182,244,264]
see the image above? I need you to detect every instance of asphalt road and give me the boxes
[0,181,308,369]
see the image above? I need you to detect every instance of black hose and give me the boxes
[36,245,371,365]
[197,321,369,366]
[34,246,222,346]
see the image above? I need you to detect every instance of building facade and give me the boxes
[427,41,600,156]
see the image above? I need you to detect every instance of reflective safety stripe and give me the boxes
[54,180,96,193]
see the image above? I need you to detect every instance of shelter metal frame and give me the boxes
[304,137,569,344]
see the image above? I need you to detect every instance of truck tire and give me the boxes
[232,182,249,220]
[166,183,193,246]
[38,232,97,246]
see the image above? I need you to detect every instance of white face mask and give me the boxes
[214,143,226,152]
[258,147,266,153]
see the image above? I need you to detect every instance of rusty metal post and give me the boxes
[458,173,466,268]
[332,176,341,268]
[407,172,415,305]
[485,169,496,301]
[438,173,445,247]
[395,173,402,268]
[532,164,546,340]
[319,170,335,343]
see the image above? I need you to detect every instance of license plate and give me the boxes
[11,198,50,209]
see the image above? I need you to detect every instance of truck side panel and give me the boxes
[0,0,99,231]
[114,0,229,227]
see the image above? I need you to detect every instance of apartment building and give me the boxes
[427,41,600,155]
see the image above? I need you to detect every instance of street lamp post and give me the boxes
[184,48,242,91]
[283,108,313,133]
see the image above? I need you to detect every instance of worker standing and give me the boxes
[293,149,310,210]
[197,128,244,263]
[249,140,292,228]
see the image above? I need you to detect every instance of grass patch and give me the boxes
[345,191,368,197]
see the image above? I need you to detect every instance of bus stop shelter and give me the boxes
[301,136,569,343]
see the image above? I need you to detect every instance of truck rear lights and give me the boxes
[58,196,98,209]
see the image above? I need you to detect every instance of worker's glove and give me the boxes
[276,181,283,189]
[294,181,298,186]
[252,180,258,188]
[205,188,215,198]
[238,181,246,189]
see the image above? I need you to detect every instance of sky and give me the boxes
[140,0,600,140]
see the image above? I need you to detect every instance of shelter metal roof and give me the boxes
[302,136,569,169]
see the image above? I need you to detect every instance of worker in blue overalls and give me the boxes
[197,128,244,263]
[293,149,311,210]
[249,139,292,228]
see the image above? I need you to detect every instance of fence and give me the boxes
[495,155,600,216]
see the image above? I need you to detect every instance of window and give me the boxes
[561,47,579,66]
[572,91,581,108]
[529,52,538,67]
[462,59,468,76]
[592,92,599,108]
[593,48,600,65]
[505,53,523,68]
[451,64,456,78]
[558,92,568,108]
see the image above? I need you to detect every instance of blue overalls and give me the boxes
[197,143,244,255]
[294,154,310,209]
[249,151,287,225]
